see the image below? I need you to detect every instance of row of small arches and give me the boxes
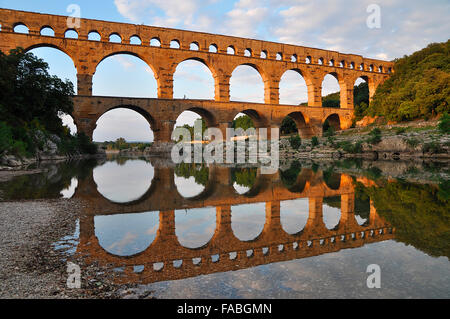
[118,229,390,273]
[11,22,391,74]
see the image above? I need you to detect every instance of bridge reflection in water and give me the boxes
[73,160,394,285]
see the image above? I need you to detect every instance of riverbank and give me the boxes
[280,119,449,161]
[0,197,145,299]
[0,152,106,171]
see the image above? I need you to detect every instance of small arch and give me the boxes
[129,35,142,45]
[359,63,364,71]
[339,60,345,68]
[227,46,235,55]
[318,57,324,65]
[260,50,267,59]
[388,67,392,74]
[65,29,78,39]
[209,43,218,53]
[329,59,335,66]
[109,33,122,43]
[190,42,199,51]
[170,39,180,49]
[276,52,282,61]
[150,37,161,47]
[88,31,101,41]
[378,66,383,73]
[305,56,312,64]
[291,54,297,62]
[40,26,54,37]
[350,62,355,69]
[244,48,252,57]
[323,114,341,133]
[13,23,29,34]
[369,64,374,72]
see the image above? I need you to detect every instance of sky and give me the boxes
[1,0,449,141]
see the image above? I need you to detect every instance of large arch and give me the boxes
[175,207,216,249]
[322,73,341,108]
[93,105,155,143]
[230,64,265,103]
[93,158,155,204]
[94,210,159,256]
[323,196,342,230]
[282,111,315,138]
[231,203,266,241]
[354,76,370,118]
[280,198,309,235]
[174,163,209,198]
[279,69,308,105]
[93,53,157,98]
[26,46,78,132]
[173,58,215,100]
[322,113,341,134]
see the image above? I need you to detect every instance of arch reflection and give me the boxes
[94,211,159,256]
[93,158,154,203]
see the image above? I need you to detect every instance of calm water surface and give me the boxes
[1,156,449,298]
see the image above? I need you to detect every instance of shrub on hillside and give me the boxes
[438,113,450,134]
[289,134,302,150]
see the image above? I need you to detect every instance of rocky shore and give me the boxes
[1,131,106,170]
[279,119,449,161]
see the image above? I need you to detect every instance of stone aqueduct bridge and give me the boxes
[0,9,394,140]
[74,165,394,284]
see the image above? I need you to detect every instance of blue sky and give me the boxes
[1,0,449,141]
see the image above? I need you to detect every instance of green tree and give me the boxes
[0,48,74,134]
[367,40,450,121]
[232,115,254,131]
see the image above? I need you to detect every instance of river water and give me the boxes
[0,156,449,298]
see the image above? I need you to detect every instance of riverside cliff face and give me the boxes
[279,120,449,161]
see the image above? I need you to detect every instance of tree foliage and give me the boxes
[358,181,450,258]
[0,48,97,156]
[232,115,254,131]
[368,40,450,121]
[0,48,74,134]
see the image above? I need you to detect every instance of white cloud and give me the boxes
[222,0,269,38]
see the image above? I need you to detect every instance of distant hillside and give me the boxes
[367,40,450,121]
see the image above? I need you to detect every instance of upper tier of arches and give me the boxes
[0,9,393,107]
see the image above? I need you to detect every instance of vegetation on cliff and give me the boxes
[0,48,97,159]
[367,40,450,121]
